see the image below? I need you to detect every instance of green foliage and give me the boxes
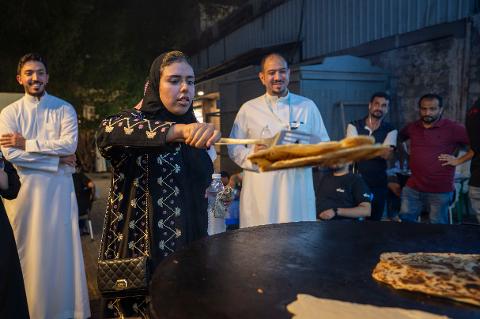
[2,2,189,108]
[0,0,242,120]
[0,0,243,171]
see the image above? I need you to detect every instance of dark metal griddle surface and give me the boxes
[151,221,480,319]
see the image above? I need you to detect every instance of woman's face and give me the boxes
[159,61,195,115]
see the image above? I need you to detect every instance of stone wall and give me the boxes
[468,14,480,109]
[367,35,468,129]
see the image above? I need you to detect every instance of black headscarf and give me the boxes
[141,53,197,124]
[141,53,213,248]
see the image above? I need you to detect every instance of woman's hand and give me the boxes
[167,123,220,148]
[168,123,220,148]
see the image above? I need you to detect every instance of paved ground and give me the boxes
[81,172,111,319]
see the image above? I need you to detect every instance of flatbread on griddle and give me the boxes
[287,294,449,319]
[372,252,480,307]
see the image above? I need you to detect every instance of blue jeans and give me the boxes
[399,186,452,224]
[469,186,480,223]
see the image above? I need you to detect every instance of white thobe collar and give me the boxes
[265,90,290,106]
[24,92,48,104]
[264,90,292,129]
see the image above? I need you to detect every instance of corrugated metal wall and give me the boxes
[224,0,302,58]
[191,0,476,72]
[303,0,475,59]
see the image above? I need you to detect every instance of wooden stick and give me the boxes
[216,138,271,145]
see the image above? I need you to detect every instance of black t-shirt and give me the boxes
[314,172,372,219]
[466,105,480,187]
[351,118,396,188]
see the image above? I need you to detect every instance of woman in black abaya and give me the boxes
[97,51,219,318]
[0,156,29,318]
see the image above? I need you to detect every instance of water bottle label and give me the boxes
[213,187,234,218]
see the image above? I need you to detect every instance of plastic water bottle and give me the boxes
[207,173,226,235]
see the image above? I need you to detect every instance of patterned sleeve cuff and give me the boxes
[99,111,176,148]
[157,122,174,145]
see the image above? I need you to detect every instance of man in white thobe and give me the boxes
[228,53,329,228]
[0,53,90,319]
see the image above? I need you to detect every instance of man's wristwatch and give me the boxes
[332,207,338,218]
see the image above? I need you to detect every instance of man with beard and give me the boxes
[314,164,372,221]
[346,92,397,221]
[229,53,329,227]
[398,94,472,224]
[0,53,90,318]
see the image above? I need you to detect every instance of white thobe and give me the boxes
[229,92,330,228]
[0,93,90,319]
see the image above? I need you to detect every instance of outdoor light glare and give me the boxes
[198,91,205,96]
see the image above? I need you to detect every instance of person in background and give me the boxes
[0,53,90,318]
[346,92,397,221]
[466,98,480,222]
[226,172,243,230]
[228,53,329,228]
[0,153,29,319]
[72,161,95,235]
[220,170,230,187]
[384,150,409,222]
[314,163,372,221]
[398,94,473,224]
[386,173,402,221]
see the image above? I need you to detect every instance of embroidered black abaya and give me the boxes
[97,54,213,318]
[0,160,29,319]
